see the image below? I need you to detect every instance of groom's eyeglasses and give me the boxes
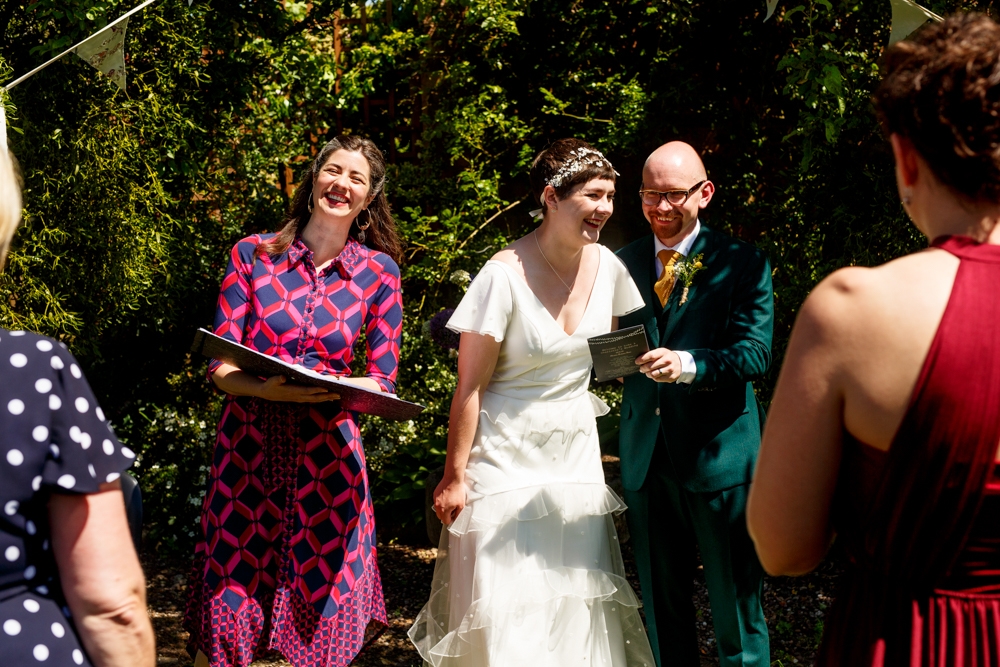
[639,180,707,207]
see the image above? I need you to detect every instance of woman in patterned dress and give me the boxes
[185,136,404,667]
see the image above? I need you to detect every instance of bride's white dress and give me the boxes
[409,244,656,666]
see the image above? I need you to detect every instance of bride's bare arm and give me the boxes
[434,331,502,525]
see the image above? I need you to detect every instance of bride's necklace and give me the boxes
[533,230,576,294]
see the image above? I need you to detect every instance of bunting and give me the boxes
[4,0,156,91]
[74,20,130,90]
[889,0,943,44]
[765,0,780,22]
[762,0,943,42]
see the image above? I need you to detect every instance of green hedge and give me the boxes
[0,0,968,552]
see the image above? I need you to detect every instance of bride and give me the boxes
[409,139,656,666]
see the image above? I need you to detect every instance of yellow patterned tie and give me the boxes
[654,249,682,307]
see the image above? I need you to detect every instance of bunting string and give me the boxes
[3,0,156,91]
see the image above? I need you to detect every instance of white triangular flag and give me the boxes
[765,0,780,21]
[889,0,943,45]
[4,0,154,91]
[73,19,129,90]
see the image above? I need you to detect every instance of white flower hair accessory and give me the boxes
[547,147,619,189]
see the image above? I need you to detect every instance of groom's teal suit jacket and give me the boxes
[616,225,773,494]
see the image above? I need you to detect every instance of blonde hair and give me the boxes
[0,147,21,267]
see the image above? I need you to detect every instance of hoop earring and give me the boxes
[357,210,372,243]
[307,195,314,213]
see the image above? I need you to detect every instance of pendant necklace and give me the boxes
[534,230,576,294]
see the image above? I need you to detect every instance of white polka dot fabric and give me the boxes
[0,591,88,664]
[0,329,133,666]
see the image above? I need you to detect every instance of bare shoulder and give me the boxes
[873,246,959,284]
[490,247,520,267]
[490,236,537,279]
[791,266,872,351]
[799,248,958,345]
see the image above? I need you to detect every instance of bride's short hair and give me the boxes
[529,139,616,214]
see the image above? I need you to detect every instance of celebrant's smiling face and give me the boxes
[549,177,615,244]
[312,149,373,224]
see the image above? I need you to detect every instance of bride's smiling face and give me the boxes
[546,177,615,244]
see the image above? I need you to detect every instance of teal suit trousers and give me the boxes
[624,440,768,666]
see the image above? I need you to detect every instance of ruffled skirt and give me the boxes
[409,392,655,666]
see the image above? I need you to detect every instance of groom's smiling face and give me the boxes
[641,143,714,246]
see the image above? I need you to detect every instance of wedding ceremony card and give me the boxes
[587,325,650,383]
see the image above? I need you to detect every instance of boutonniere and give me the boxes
[673,253,705,305]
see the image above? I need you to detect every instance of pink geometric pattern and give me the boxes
[184,235,400,667]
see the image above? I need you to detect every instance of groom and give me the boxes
[616,142,773,666]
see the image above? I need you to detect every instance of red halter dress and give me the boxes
[820,236,1000,666]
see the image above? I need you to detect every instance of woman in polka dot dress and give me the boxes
[0,149,155,666]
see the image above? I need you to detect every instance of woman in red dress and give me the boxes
[748,14,1000,667]
[184,136,403,667]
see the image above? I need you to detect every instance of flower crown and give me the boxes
[547,147,618,188]
[528,147,619,219]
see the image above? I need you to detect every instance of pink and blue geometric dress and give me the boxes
[184,235,402,667]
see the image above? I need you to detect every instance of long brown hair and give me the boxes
[256,135,403,264]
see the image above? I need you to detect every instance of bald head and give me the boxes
[643,141,707,186]
[640,141,714,245]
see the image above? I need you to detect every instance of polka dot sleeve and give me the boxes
[1,333,134,494]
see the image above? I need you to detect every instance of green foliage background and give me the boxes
[0,0,986,552]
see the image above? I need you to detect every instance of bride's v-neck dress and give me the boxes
[409,244,656,666]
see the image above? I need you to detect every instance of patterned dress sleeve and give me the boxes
[608,248,646,317]
[446,262,513,342]
[363,255,403,393]
[41,340,134,493]
[208,236,259,375]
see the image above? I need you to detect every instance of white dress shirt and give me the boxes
[652,220,701,384]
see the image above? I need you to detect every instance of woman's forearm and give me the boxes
[211,363,266,397]
[443,388,482,483]
[212,364,348,403]
[434,331,502,523]
[443,332,502,482]
[338,375,384,392]
[49,485,155,667]
[73,595,154,667]
[213,363,384,396]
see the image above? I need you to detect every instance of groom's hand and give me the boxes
[637,348,683,383]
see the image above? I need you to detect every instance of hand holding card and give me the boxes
[587,324,651,383]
